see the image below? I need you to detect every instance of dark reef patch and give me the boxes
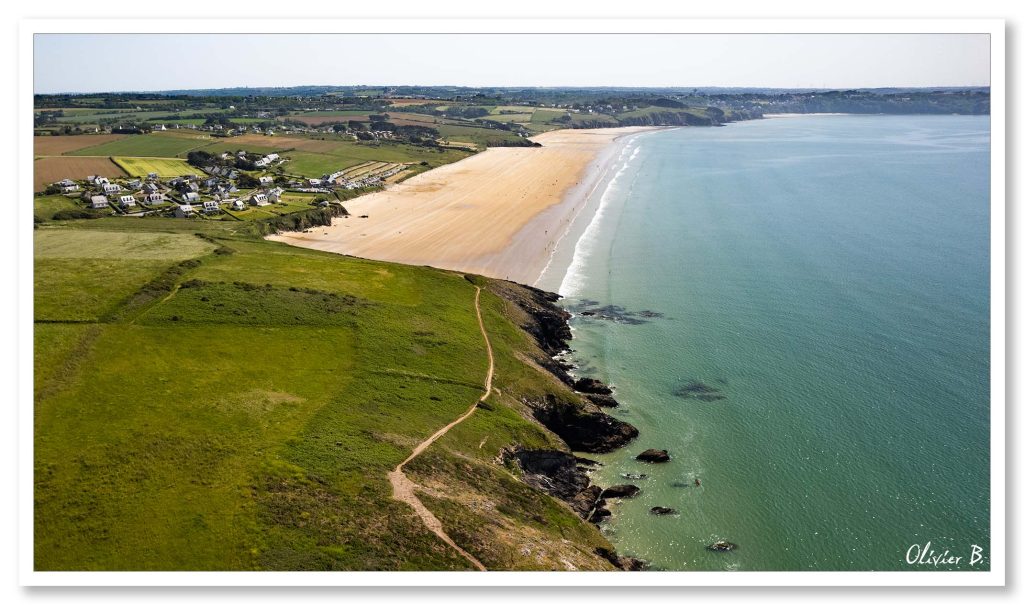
[567,300,665,325]
[673,380,726,402]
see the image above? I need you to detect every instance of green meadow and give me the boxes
[33,222,616,571]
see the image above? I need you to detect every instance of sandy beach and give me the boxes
[267,127,657,285]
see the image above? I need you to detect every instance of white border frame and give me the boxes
[18,18,1006,588]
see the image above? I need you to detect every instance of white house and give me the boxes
[89,195,109,209]
[267,187,285,203]
[258,176,274,185]
[250,193,270,206]
[145,193,165,204]
[232,199,246,210]
[202,201,220,214]
[102,183,122,194]
[119,195,137,208]
[182,192,200,203]
[174,204,195,218]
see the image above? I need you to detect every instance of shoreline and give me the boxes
[267,127,659,287]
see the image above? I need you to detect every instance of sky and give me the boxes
[33,33,991,94]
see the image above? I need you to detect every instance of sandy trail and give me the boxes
[268,127,655,285]
[386,286,493,571]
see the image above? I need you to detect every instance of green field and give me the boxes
[34,223,618,571]
[33,194,83,222]
[112,157,198,177]
[68,134,210,158]
[434,124,527,147]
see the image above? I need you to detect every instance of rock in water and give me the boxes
[636,448,671,463]
[574,377,613,395]
[707,541,738,552]
[586,393,619,408]
[650,506,677,515]
[601,484,641,498]
[622,472,648,480]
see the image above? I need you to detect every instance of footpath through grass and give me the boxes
[33,220,615,571]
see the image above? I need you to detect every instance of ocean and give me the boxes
[540,115,991,571]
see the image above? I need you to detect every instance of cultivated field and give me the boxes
[34,135,127,156]
[67,133,211,158]
[34,156,127,191]
[113,157,198,177]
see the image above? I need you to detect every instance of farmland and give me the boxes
[34,134,127,156]
[34,222,620,571]
[112,157,198,177]
[33,156,127,192]
[67,134,211,158]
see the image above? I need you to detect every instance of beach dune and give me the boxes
[268,127,654,285]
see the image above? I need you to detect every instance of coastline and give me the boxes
[267,126,658,286]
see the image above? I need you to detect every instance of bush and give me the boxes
[52,209,102,220]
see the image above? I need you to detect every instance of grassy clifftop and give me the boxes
[34,219,626,571]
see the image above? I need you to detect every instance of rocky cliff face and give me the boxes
[487,280,639,453]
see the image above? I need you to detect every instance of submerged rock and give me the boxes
[601,484,641,499]
[650,506,677,515]
[674,380,726,402]
[636,449,671,463]
[707,541,738,552]
[622,472,648,480]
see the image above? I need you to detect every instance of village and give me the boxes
[43,148,412,222]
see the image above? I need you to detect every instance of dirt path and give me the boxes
[386,286,493,571]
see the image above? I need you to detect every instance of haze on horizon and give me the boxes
[34,33,990,94]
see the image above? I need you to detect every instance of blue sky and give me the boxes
[34,33,991,93]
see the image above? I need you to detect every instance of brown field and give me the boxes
[34,157,127,191]
[34,135,127,157]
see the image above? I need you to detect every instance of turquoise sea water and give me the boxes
[553,115,990,571]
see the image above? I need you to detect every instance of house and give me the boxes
[232,199,246,211]
[174,204,195,218]
[142,182,159,194]
[202,201,220,214]
[119,195,137,208]
[258,176,274,185]
[57,179,79,193]
[182,192,200,203]
[89,195,109,209]
[145,193,165,204]
[264,153,279,162]
[92,176,109,185]
[267,187,285,203]
[102,183,122,194]
[250,193,269,206]
[126,179,142,190]
[308,178,322,186]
